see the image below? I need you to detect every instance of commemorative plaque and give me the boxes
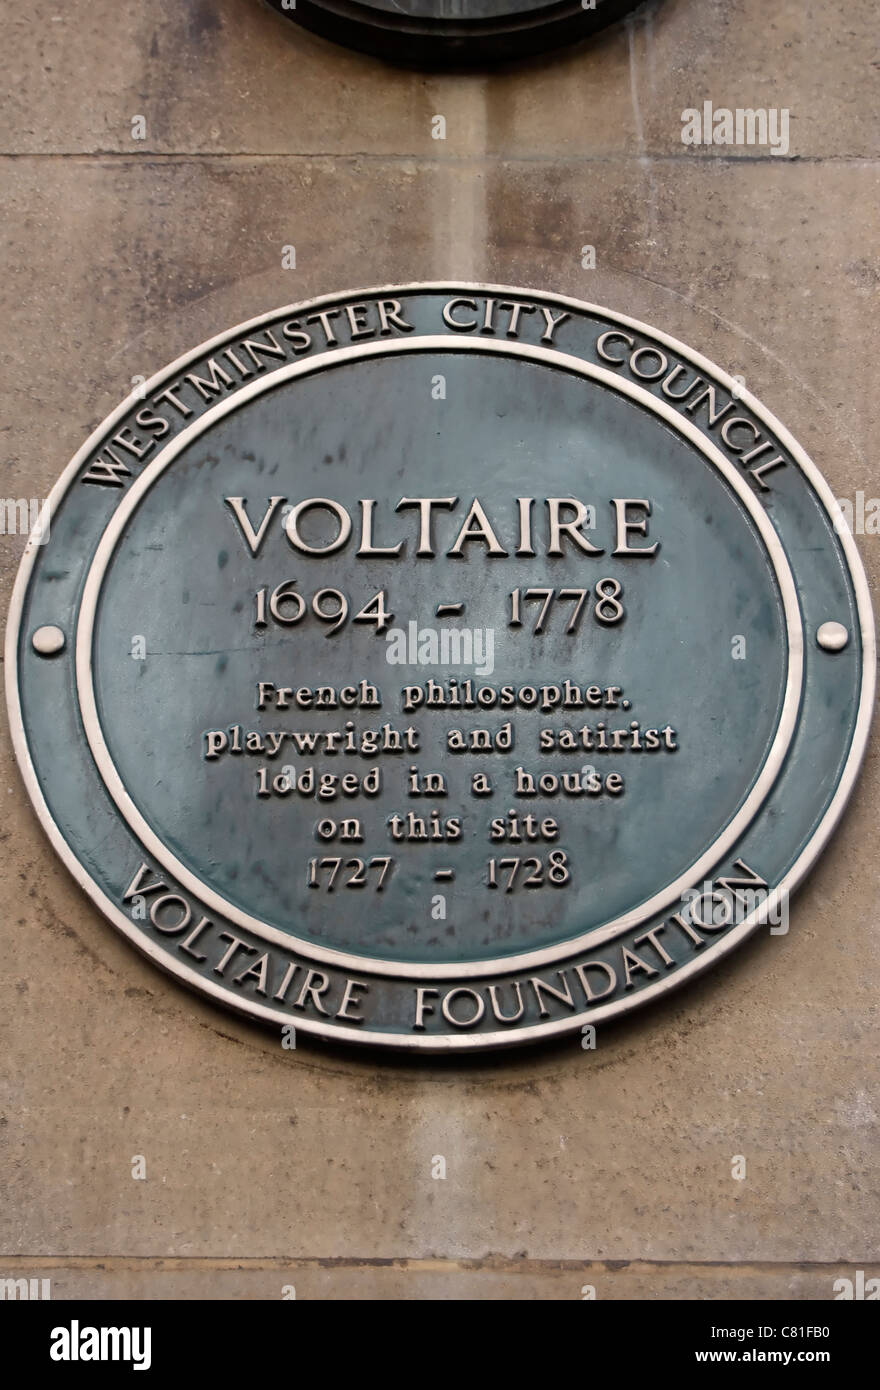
[7,285,873,1051]
[267,0,645,66]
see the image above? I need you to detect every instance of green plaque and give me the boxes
[7,286,873,1050]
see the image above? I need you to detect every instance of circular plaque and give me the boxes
[6,286,874,1051]
[266,0,645,66]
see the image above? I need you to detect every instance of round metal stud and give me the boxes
[817,621,849,652]
[31,625,65,656]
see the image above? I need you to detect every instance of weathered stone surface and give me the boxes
[1,0,878,1298]
[0,1257,865,1301]
[3,1,879,158]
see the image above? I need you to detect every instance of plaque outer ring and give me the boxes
[6,285,875,1051]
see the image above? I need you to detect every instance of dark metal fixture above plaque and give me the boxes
[265,0,647,66]
[7,286,873,1050]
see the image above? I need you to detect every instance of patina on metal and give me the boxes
[6,286,874,1051]
[265,0,647,66]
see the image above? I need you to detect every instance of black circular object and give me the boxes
[266,0,647,66]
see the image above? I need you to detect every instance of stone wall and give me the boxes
[1,0,878,1299]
